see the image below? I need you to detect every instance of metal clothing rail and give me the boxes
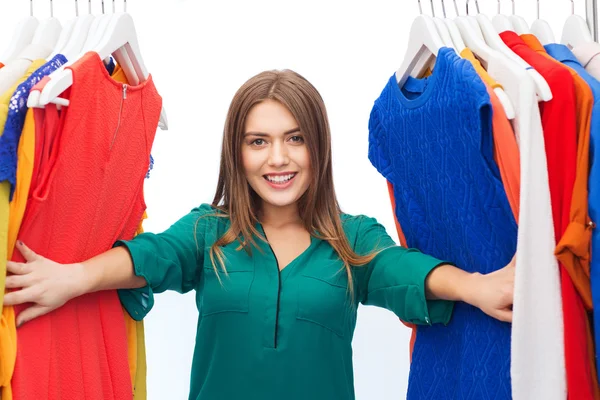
[588,0,598,40]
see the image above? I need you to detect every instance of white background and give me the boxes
[0,0,593,398]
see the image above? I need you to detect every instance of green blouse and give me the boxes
[116,204,454,400]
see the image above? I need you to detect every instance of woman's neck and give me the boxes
[260,202,302,228]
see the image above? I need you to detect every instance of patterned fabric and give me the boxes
[368,48,517,399]
[0,54,67,199]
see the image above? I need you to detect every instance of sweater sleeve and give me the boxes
[353,215,454,325]
[115,203,215,320]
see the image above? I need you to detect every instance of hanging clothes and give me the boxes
[25,70,149,399]
[521,35,600,398]
[0,58,46,399]
[573,42,600,80]
[546,42,600,387]
[501,30,594,400]
[10,52,161,400]
[390,50,521,363]
[369,48,517,399]
[110,62,149,400]
[460,48,521,220]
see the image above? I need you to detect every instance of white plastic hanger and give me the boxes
[456,0,515,119]
[508,0,530,34]
[475,13,553,101]
[38,11,168,130]
[30,0,62,56]
[561,0,593,48]
[493,0,516,33]
[430,0,458,52]
[48,0,81,59]
[441,0,466,52]
[531,0,556,45]
[396,0,446,87]
[55,0,95,60]
[0,0,39,65]
[464,0,486,41]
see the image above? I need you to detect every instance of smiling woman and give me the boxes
[3,69,515,400]
[242,100,311,208]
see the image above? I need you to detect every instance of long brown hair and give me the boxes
[209,69,376,292]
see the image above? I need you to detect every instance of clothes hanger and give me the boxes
[475,10,553,101]
[455,0,515,119]
[28,0,123,108]
[38,10,169,130]
[29,0,63,57]
[508,0,531,34]
[430,0,458,52]
[396,0,446,87]
[441,0,466,52]
[0,0,39,65]
[531,0,556,45]
[561,0,593,48]
[493,0,516,33]
[88,0,116,51]
[48,0,80,59]
[462,0,486,41]
[56,0,96,60]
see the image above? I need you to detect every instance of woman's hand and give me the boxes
[3,241,86,327]
[463,255,516,323]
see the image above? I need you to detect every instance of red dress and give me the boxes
[12,52,161,400]
[501,31,592,400]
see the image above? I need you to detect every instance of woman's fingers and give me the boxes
[4,274,33,290]
[3,286,41,307]
[6,260,32,275]
[16,305,54,328]
[494,309,513,323]
[15,241,40,263]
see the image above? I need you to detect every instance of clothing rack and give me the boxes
[587,0,598,40]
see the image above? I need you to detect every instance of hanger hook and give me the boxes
[112,0,116,13]
[440,0,447,18]
[430,0,436,17]
[571,0,575,14]
[474,0,480,13]
[101,0,105,14]
[75,0,78,16]
[537,0,540,19]
[50,0,54,18]
[30,0,33,16]
[452,0,460,16]
[511,0,515,14]
[124,0,127,12]
[88,0,92,14]
[417,0,423,14]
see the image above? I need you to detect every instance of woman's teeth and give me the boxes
[265,173,296,183]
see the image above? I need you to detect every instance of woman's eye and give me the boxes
[289,135,304,143]
[251,139,265,146]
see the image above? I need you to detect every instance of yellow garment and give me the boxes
[134,319,147,398]
[0,110,36,399]
[459,48,503,90]
[112,63,148,400]
[0,60,45,142]
[0,60,45,400]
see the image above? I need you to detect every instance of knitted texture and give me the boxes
[368,48,517,399]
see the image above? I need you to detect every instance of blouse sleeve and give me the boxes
[353,215,454,326]
[115,203,214,321]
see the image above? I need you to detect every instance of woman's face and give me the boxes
[242,99,311,212]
